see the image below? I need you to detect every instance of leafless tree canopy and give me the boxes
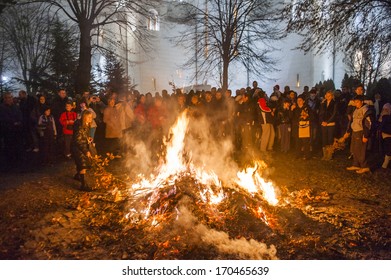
[285,0,391,54]
[0,2,54,94]
[285,0,391,87]
[21,0,161,93]
[167,0,285,91]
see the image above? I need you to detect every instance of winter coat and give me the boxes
[348,104,375,138]
[319,99,338,125]
[103,106,123,138]
[0,103,23,133]
[71,120,91,170]
[117,101,134,130]
[276,107,292,125]
[60,111,78,135]
[38,114,57,139]
[147,105,167,129]
[134,103,147,125]
[236,101,255,126]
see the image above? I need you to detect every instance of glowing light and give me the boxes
[235,164,279,206]
[127,111,279,224]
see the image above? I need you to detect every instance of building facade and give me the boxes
[97,0,346,95]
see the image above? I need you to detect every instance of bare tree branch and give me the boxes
[166,0,285,91]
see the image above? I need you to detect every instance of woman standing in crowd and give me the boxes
[103,96,124,156]
[72,110,94,191]
[319,90,338,160]
[37,106,57,165]
[276,99,292,153]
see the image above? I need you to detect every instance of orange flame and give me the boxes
[235,163,278,206]
[127,112,279,223]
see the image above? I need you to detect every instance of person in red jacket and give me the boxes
[59,101,78,159]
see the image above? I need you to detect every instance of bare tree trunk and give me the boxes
[222,57,229,93]
[75,21,92,94]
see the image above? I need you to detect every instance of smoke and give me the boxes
[185,115,239,183]
[174,203,278,260]
[123,112,280,259]
[123,133,153,175]
[121,112,240,180]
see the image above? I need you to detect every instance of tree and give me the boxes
[167,0,285,92]
[48,19,79,95]
[0,0,16,14]
[285,0,391,89]
[286,1,391,53]
[314,79,335,97]
[369,78,391,101]
[94,50,131,94]
[341,73,361,92]
[343,34,391,90]
[0,28,12,95]
[0,2,54,94]
[34,0,158,94]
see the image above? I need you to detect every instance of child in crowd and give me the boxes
[37,106,57,165]
[60,101,77,159]
[79,102,97,140]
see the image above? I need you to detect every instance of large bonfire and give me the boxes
[124,111,280,259]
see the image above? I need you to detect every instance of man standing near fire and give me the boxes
[344,95,375,174]
[236,91,256,164]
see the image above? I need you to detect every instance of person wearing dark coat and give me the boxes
[18,90,38,151]
[276,99,293,153]
[0,92,23,166]
[72,110,94,191]
[51,89,68,140]
[319,90,338,159]
[236,92,256,163]
[37,106,57,165]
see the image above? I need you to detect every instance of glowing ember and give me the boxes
[256,206,270,226]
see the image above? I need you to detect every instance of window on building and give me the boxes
[147,9,160,31]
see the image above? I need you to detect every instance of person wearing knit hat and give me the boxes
[256,96,275,153]
[258,97,271,112]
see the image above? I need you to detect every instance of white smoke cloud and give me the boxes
[175,204,278,260]
[123,134,153,175]
[185,115,239,183]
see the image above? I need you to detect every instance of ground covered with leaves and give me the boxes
[0,150,390,260]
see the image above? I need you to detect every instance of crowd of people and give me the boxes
[1,81,391,190]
